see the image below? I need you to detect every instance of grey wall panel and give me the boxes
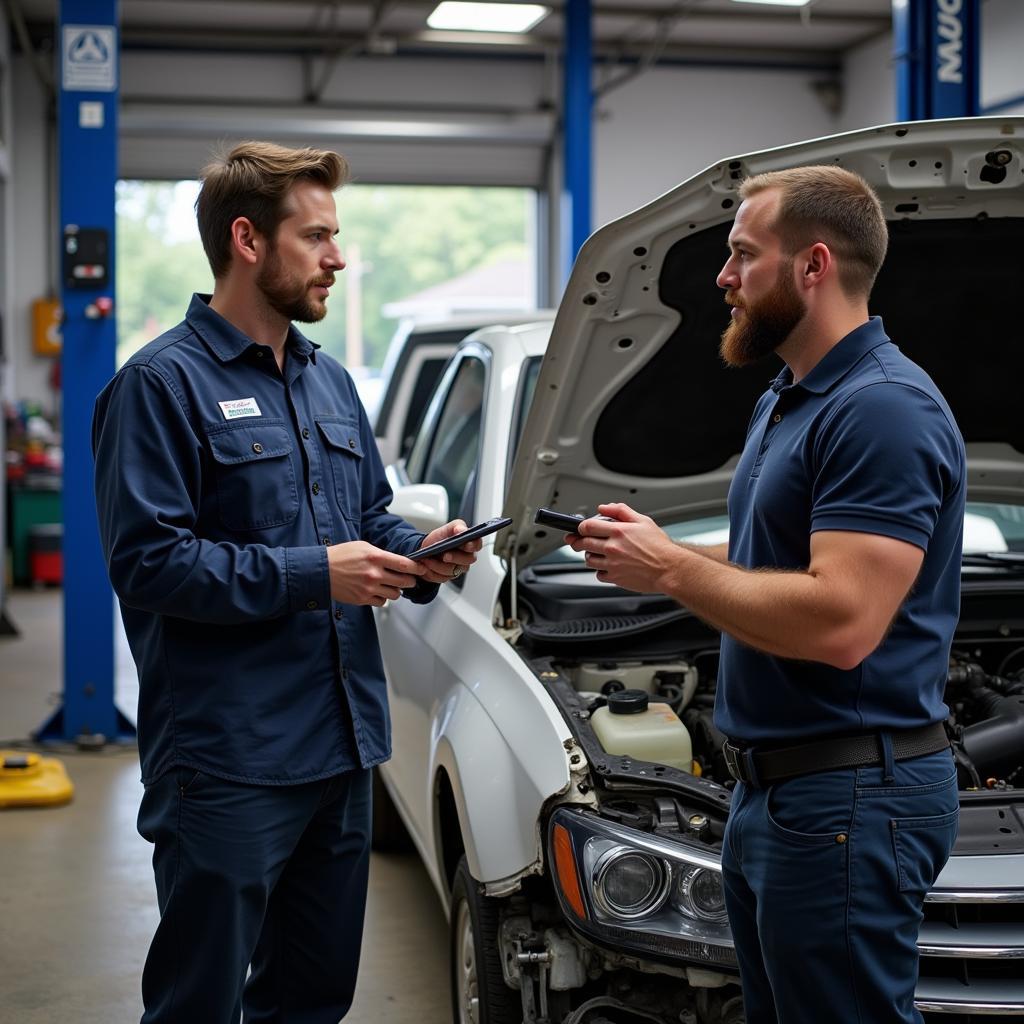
[119,135,547,187]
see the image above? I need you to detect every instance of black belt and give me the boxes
[722,721,950,787]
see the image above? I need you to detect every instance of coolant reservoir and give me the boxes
[590,689,693,772]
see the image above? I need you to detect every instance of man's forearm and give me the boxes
[677,541,730,564]
[659,548,856,667]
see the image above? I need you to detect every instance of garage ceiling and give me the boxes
[15,0,890,69]
[7,0,892,186]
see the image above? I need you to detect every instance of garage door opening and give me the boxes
[116,179,538,392]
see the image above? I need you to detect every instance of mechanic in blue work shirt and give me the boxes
[569,166,965,1023]
[92,141,481,1024]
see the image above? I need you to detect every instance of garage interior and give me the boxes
[2,1,1024,1022]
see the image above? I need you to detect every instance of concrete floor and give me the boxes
[0,588,451,1024]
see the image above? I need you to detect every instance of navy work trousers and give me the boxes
[137,766,372,1024]
[721,745,958,1024]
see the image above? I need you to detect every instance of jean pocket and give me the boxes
[857,767,958,800]
[765,771,856,846]
[176,767,202,795]
[891,807,959,894]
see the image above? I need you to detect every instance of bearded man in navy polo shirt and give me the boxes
[93,142,482,1023]
[570,166,965,1024]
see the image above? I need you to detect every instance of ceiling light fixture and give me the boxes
[730,0,811,7]
[426,2,550,33]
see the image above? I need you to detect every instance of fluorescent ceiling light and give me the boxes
[427,2,549,33]
[730,0,811,6]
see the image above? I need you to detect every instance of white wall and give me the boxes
[837,31,894,134]
[1,14,11,617]
[9,57,54,412]
[1,15,13,399]
[593,64,838,226]
[981,0,1024,114]
[122,51,550,109]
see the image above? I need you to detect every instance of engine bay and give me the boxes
[546,648,1024,794]
[516,571,1024,856]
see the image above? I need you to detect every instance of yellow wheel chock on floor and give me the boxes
[0,750,74,808]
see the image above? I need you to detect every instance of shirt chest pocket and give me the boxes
[206,421,299,531]
[316,417,364,523]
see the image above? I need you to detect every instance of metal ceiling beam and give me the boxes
[119,101,555,143]
[117,0,888,27]
[18,21,843,68]
[121,94,542,117]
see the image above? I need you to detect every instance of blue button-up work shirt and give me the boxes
[93,294,436,785]
[715,318,966,744]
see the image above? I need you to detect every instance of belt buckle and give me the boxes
[723,741,747,784]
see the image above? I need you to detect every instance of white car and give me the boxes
[375,118,1024,1024]
[374,312,555,468]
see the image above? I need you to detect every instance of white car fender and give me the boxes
[429,678,570,894]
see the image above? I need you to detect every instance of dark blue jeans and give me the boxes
[722,745,958,1024]
[137,766,372,1024]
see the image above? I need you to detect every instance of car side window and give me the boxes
[400,358,448,461]
[407,356,487,517]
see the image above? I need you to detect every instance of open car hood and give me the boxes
[502,117,1024,565]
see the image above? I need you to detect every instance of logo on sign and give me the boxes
[62,25,117,92]
[936,0,964,85]
[70,31,109,64]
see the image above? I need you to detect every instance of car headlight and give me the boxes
[674,865,728,922]
[594,850,671,919]
[549,807,736,970]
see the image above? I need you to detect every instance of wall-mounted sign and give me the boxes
[62,25,117,92]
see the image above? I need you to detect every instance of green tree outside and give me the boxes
[116,180,532,369]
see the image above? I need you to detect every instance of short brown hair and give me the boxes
[196,141,349,278]
[739,165,888,298]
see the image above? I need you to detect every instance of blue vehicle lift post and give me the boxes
[894,0,980,121]
[37,0,134,743]
[562,0,592,285]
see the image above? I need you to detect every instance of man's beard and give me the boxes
[720,260,805,368]
[256,245,334,324]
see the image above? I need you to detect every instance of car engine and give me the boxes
[546,650,1024,793]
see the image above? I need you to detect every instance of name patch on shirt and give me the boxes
[218,397,262,420]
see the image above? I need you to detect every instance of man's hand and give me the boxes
[416,519,483,584]
[327,541,425,606]
[568,503,681,592]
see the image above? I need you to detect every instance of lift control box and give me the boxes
[63,225,109,289]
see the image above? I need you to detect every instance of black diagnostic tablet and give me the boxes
[409,516,513,561]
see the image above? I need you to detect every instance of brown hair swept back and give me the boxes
[739,165,888,299]
[196,141,349,279]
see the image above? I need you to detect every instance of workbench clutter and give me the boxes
[5,402,63,587]
[0,751,74,809]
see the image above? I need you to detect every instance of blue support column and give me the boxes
[893,0,979,121]
[561,0,592,284]
[38,0,133,743]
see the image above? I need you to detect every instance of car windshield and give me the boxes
[535,503,1024,566]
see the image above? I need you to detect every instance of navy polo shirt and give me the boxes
[93,294,437,785]
[714,317,966,744]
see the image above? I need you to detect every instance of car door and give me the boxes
[375,340,457,466]
[377,350,489,842]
